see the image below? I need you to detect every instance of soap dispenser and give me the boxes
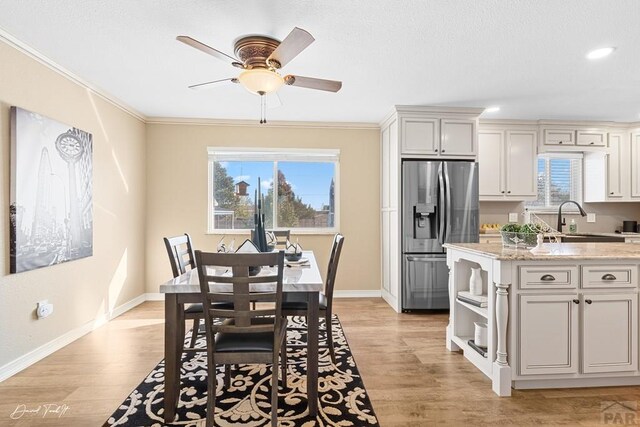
[569,218,577,234]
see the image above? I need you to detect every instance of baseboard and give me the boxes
[145,292,165,301]
[0,293,146,383]
[333,290,382,298]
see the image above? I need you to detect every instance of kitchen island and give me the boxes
[444,242,640,396]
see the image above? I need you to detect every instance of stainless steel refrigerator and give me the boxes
[402,160,479,310]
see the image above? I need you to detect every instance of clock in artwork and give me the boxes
[9,106,93,274]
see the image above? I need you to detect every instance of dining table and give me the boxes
[159,250,324,423]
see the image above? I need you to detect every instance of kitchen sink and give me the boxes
[560,234,625,243]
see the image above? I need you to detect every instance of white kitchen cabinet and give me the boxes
[543,128,575,146]
[400,116,439,155]
[478,131,504,197]
[607,133,628,198]
[584,132,632,202]
[519,294,579,375]
[582,293,637,373]
[441,119,476,156]
[478,128,537,200]
[632,132,640,198]
[577,130,607,147]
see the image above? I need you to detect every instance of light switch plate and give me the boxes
[587,213,596,223]
[508,213,519,223]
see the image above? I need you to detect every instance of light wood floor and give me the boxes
[1,299,639,426]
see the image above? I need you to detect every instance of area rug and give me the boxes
[104,315,379,426]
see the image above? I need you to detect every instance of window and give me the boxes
[208,148,339,232]
[526,153,583,211]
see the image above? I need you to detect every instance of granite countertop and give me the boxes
[444,242,640,261]
[480,231,640,238]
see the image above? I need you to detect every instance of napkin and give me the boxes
[236,239,260,253]
[266,231,276,247]
[285,239,303,254]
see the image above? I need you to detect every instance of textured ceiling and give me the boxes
[0,0,639,123]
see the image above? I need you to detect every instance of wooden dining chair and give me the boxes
[164,234,205,350]
[194,251,288,427]
[281,233,344,364]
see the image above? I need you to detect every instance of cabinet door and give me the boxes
[582,293,637,373]
[543,129,575,146]
[577,130,607,147]
[607,133,624,198]
[400,117,439,155]
[478,131,504,198]
[505,131,537,198]
[632,133,640,198]
[519,294,579,375]
[389,210,399,298]
[440,119,476,156]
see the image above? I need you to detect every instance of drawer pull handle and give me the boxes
[540,274,556,281]
[602,274,617,281]
[585,299,593,304]
[573,299,580,304]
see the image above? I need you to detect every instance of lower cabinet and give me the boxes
[582,293,637,373]
[519,294,579,375]
[519,292,638,376]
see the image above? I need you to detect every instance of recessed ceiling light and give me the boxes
[484,106,500,113]
[586,47,615,60]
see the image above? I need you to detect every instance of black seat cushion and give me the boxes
[281,292,328,311]
[184,302,234,314]
[214,317,282,353]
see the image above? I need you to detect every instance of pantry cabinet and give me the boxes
[478,127,537,200]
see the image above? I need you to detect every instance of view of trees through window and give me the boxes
[526,155,582,210]
[212,160,336,230]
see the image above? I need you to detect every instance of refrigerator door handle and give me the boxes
[438,164,446,246]
[444,162,452,243]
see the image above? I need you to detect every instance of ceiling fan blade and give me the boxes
[188,78,239,90]
[284,75,342,92]
[267,27,314,68]
[177,36,242,66]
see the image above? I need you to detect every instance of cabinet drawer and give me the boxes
[519,266,578,289]
[576,131,607,147]
[544,129,575,146]
[581,265,637,288]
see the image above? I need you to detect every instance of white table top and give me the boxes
[160,251,324,294]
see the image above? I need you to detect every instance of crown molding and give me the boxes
[146,116,380,130]
[0,27,146,122]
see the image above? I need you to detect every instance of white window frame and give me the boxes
[526,152,583,214]
[207,147,340,234]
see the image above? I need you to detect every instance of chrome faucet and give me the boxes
[556,200,587,233]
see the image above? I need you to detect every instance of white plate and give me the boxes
[285,257,309,265]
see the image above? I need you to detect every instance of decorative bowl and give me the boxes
[285,252,303,262]
[249,266,262,276]
[500,231,538,249]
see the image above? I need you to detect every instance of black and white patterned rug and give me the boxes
[104,316,379,426]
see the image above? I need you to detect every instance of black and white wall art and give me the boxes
[10,107,93,274]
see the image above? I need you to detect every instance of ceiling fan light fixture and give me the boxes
[238,69,284,95]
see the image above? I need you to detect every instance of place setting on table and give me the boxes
[104,177,378,427]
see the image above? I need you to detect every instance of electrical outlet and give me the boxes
[37,300,53,319]
[508,213,519,223]
[587,213,596,223]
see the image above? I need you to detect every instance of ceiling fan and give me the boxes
[177,27,342,123]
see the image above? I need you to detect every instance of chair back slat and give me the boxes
[324,234,345,311]
[164,234,196,278]
[195,251,285,335]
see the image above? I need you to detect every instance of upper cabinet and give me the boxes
[540,123,609,152]
[393,106,483,158]
[584,131,636,202]
[400,117,439,155]
[632,131,640,198]
[478,126,537,201]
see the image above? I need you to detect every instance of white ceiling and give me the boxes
[1,0,639,123]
